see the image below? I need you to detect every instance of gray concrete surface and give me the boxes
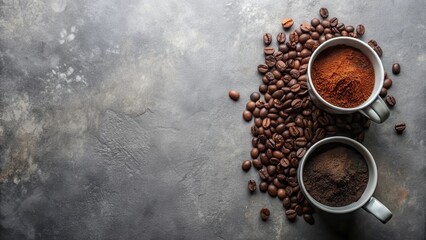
[0,0,425,239]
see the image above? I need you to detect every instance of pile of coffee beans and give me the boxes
[239,7,405,224]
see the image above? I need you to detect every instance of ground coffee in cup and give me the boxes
[303,143,368,207]
[311,45,375,108]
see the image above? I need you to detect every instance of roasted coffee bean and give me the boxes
[295,137,307,147]
[303,214,315,224]
[260,208,270,221]
[285,186,293,196]
[280,158,290,168]
[264,47,275,55]
[242,160,252,171]
[316,24,325,34]
[248,180,257,192]
[265,55,277,67]
[282,18,294,29]
[319,7,329,18]
[277,32,286,43]
[383,78,393,89]
[395,122,406,134]
[368,39,378,47]
[263,33,272,45]
[268,184,278,197]
[277,188,287,200]
[300,23,311,33]
[296,148,306,158]
[252,159,263,170]
[374,45,383,57]
[285,209,297,221]
[274,51,284,61]
[257,64,268,74]
[246,101,256,112]
[229,90,240,101]
[379,88,388,98]
[243,110,252,121]
[251,147,259,159]
[321,20,330,28]
[272,90,284,99]
[302,206,313,214]
[356,24,365,36]
[392,63,401,74]
[329,17,338,27]
[267,165,277,176]
[259,108,268,118]
[385,95,396,107]
[259,84,268,93]
[283,197,291,209]
[311,18,320,27]
[295,205,303,215]
[336,23,345,31]
[262,118,271,128]
[259,181,268,192]
[259,168,269,180]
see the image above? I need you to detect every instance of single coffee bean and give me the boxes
[242,160,252,171]
[295,137,307,147]
[374,45,383,57]
[265,55,277,67]
[345,25,354,32]
[392,63,401,74]
[385,95,396,107]
[303,214,315,224]
[274,51,284,61]
[229,90,240,101]
[251,147,259,159]
[383,78,393,89]
[311,18,320,27]
[268,184,278,197]
[277,32,286,43]
[259,181,268,192]
[336,22,345,31]
[263,33,272,45]
[248,180,257,192]
[395,122,406,134]
[257,64,268,74]
[252,159,262,170]
[356,24,365,36]
[285,209,297,221]
[246,101,256,112]
[295,205,303,215]
[264,47,275,55]
[379,88,387,98]
[277,188,286,200]
[329,17,338,27]
[259,169,269,180]
[321,20,330,28]
[243,110,253,121]
[319,7,329,18]
[282,18,294,29]
[283,197,291,209]
[300,23,311,33]
[260,208,270,221]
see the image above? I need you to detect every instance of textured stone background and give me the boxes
[0,0,425,239]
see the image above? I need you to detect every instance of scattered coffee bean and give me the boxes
[374,45,383,57]
[229,90,240,101]
[257,64,268,74]
[250,92,261,102]
[285,209,297,221]
[264,47,275,55]
[395,122,406,134]
[242,160,252,171]
[311,18,320,27]
[259,181,268,192]
[303,214,315,224]
[260,208,270,221]
[383,78,393,89]
[319,8,329,18]
[263,33,272,45]
[243,110,253,121]
[385,95,396,107]
[268,184,278,197]
[282,18,294,29]
[356,24,365,36]
[379,88,388,98]
[329,17,338,27]
[392,63,401,74]
[248,180,257,192]
[277,188,287,200]
[277,32,286,43]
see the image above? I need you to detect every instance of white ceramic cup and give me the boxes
[297,136,392,223]
[307,37,390,123]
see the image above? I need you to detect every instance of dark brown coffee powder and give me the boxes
[303,144,368,207]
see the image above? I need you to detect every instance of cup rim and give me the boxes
[307,37,384,112]
[297,136,378,214]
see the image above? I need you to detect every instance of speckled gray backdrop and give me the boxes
[0,0,425,239]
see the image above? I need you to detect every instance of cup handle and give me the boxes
[359,97,390,123]
[362,197,392,223]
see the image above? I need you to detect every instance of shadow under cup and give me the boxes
[298,137,392,223]
[307,37,389,123]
